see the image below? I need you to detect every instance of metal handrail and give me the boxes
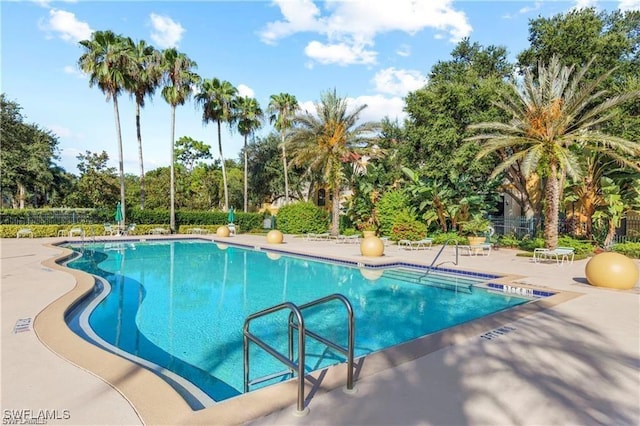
[288,294,355,392]
[243,293,355,416]
[418,238,459,282]
[243,302,307,415]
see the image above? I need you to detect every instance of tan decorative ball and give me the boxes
[216,225,230,237]
[359,268,383,281]
[266,229,284,244]
[585,252,639,290]
[360,236,384,257]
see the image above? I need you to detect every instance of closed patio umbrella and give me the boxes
[115,202,124,225]
[227,207,235,224]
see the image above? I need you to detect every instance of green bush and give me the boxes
[518,235,594,256]
[390,214,427,241]
[377,190,414,237]
[498,233,521,248]
[612,242,640,258]
[0,208,108,225]
[275,202,328,234]
[431,232,467,245]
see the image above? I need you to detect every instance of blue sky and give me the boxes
[2,0,637,175]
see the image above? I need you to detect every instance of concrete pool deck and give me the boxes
[1,235,638,425]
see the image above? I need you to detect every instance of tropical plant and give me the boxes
[160,48,200,232]
[123,38,161,210]
[236,96,263,212]
[287,89,381,236]
[468,56,640,249]
[78,30,131,223]
[275,201,328,234]
[460,214,491,237]
[195,78,238,211]
[268,92,299,204]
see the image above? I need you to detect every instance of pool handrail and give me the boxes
[418,238,459,282]
[242,293,355,416]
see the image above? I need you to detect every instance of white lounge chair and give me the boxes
[533,246,574,265]
[16,228,33,238]
[398,238,433,250]
[459,243,492,256]
[335,234,360,244]
[68,227,84,237]
[306,232,331,241]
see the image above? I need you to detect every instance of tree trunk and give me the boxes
[282,132,289,204]
[218,121,229,211]
[543,163,560,249]
[113,95,126,226]
[331,183,340,236]
[17,183,25,209]
[243,134,248,213]
[604,218,617,248]
[136,102,146,210]
[170,106,176,233]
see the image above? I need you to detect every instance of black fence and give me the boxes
[488,215,540,238]
[0,209,105,225]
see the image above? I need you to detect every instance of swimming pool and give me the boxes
[64,240,531,408]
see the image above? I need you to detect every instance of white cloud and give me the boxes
[260,0,472,66]
[372,67,426,96]
[619,0,640,10]
[149,13,184,48]
[38,9,92,43]
[63,65,84,79]
[396,44,411,57]
[298,94,406,124]
[304,40,377,65]
[237,84,255,98]
[573,0,598,9]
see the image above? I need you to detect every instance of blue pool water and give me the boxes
[64,240,529,407]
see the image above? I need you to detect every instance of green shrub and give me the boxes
[431,232,467,245]
[377,190,414,237]
[275,202,328,234]
[498,233,520,248]
[612,242,640,258]
[518,235,594,256]
[390,214,427,241]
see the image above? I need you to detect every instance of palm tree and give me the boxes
[195,78,238,211]
[468,56,640,249]
[124,38,161,210]
[78,30,131,224]
[267,93,299,204]
[288,89,381,236]
[160,48,199,233]
[236,96,264,212]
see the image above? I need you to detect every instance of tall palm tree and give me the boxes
[236,96,264,212]
[267,93,299,204]
[288,89,381,236]
[195,78,238,211]
[160,48,199,233]
[78,30,131,224]
[468,56,640,249]
[124,38,161,210]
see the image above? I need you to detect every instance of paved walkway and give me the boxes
[1,236,638,425]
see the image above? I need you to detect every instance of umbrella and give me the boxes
[114,202,124,225]
[227,207,235,224]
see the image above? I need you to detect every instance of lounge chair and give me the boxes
[228,223,237,236]
[306,232,331,241]
[122,223,136,236]
[459,243,492,256]
[533,246,574,265]
[335,234,360,244]
[68,227,84,237]
[16,228,33,238]
[398,238,433,250]
[104,223,117,236]
[148,227,169,235]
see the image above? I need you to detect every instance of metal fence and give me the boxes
[488,215,540,238]
[0,210,100,225]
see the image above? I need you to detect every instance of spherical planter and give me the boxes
[266,252,282,261]
[360,236,384,257]
[216,225,230,237]
[362,230,376,238]
[585,252,639,290]
[266,229,284,244]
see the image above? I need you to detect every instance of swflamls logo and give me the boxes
[3,409,71,424]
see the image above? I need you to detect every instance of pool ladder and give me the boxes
[243,293,355,416]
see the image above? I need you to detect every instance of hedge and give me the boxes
[1,224,234,238]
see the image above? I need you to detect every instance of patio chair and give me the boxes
[534,246,574,265]
[68,227,84,237]
[398,238,433,250]
[306,232,331,241]
[103,223,117,236]
[122,223,136,236]
[459,243,492,256]
[16,228,33,238]
[335,234,360,244]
